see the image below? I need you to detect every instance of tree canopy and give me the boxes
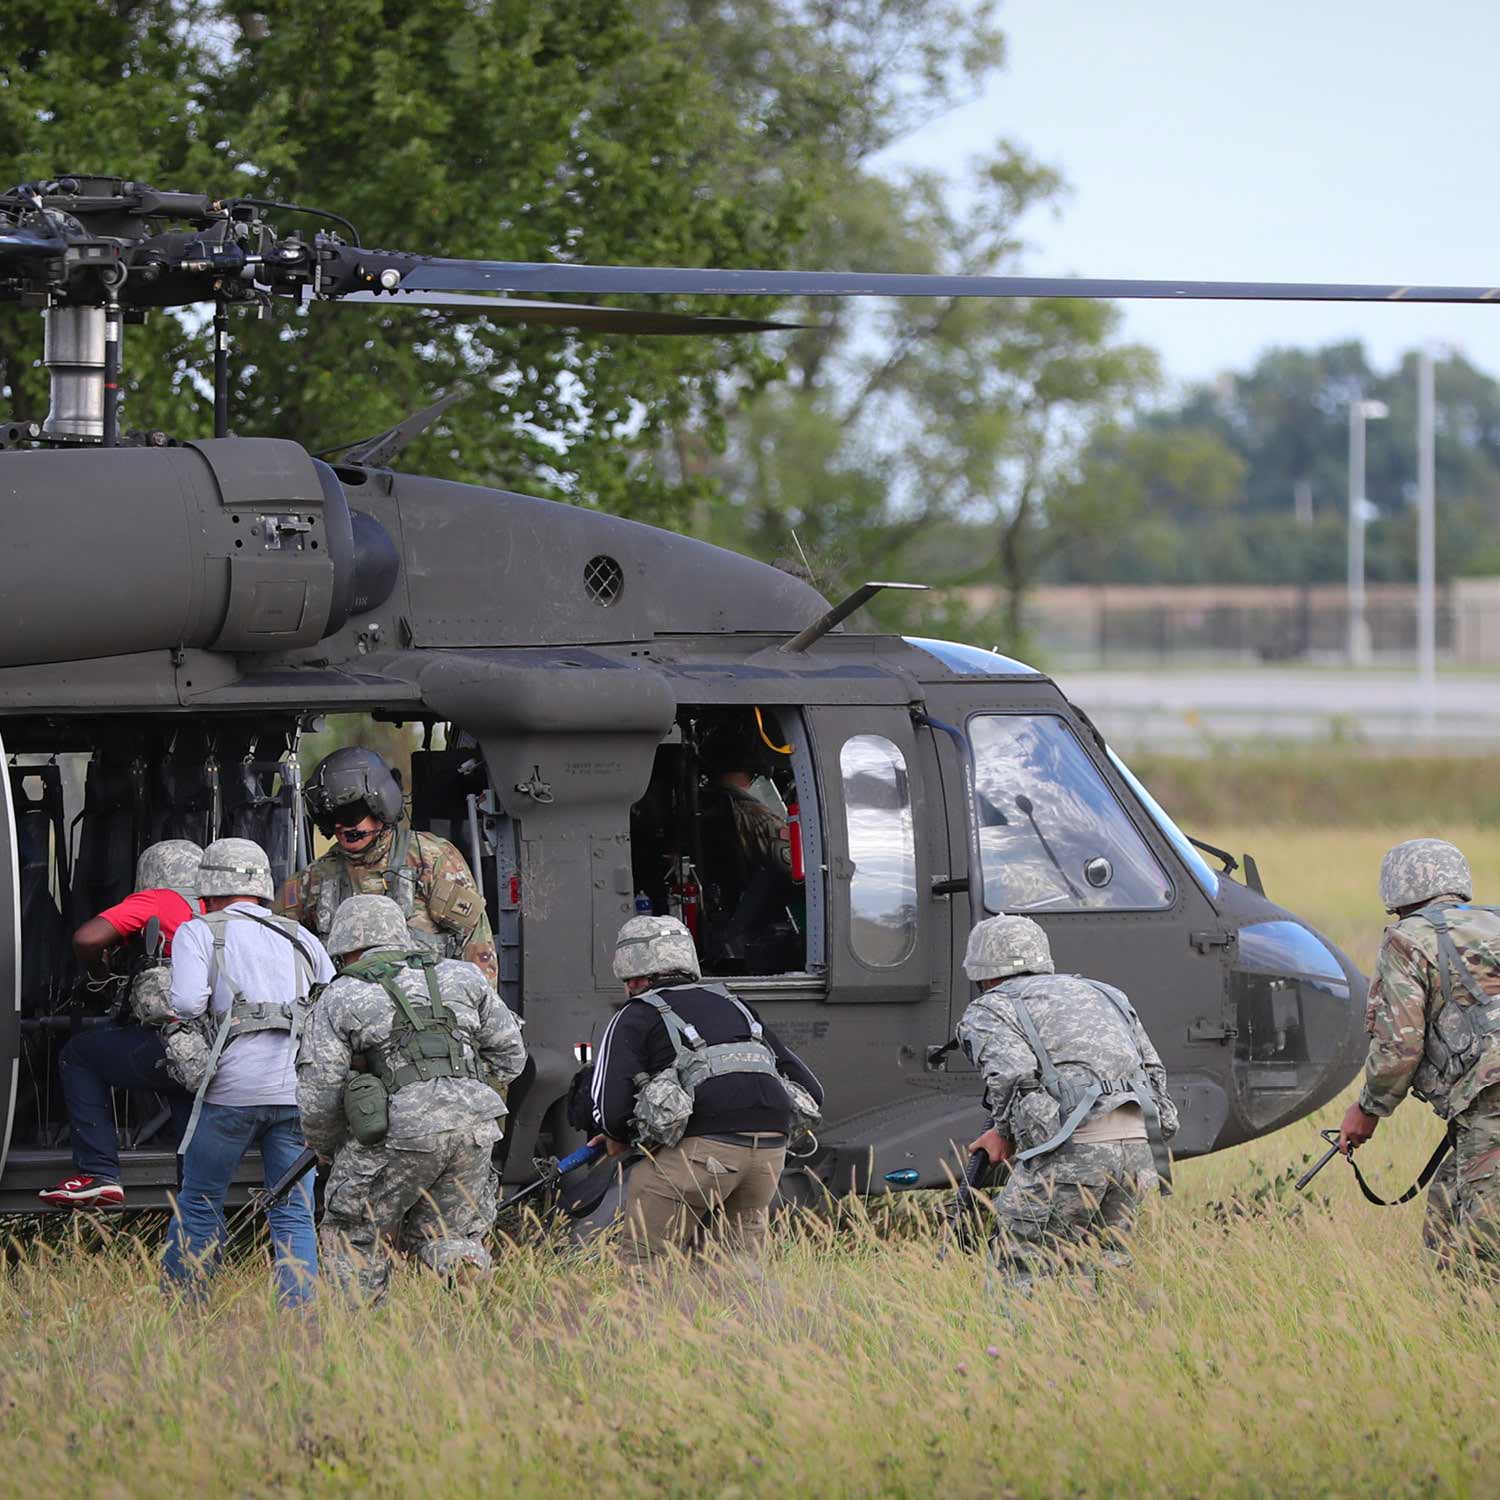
[0,0,1000,522]
[1052,341,1500,586]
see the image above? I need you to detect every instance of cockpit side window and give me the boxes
[629,707,811,978]
[839,734,917,968]
[969,714,1174,913]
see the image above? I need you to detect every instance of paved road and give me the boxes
[1053,668,1500,751]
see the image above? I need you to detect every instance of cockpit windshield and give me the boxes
[969,714,1174,913]
[1106,748,1221,900]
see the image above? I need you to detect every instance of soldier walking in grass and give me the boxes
[1338,838,1500,1270]
[296,894,526,1303]
[957,915,1177,1285]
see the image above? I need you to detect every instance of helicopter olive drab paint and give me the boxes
[1,173,1437,1212]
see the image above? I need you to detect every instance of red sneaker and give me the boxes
[38,1175,125,1208]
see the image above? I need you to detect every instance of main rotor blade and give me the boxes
[397,260,1500,306]
[326,289,797,334]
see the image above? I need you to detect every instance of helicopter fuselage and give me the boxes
[0,440,1367,1210]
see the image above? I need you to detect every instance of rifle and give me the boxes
[1294,1125,1454,1205]
[258,1145,320,1208]
[497,1142,606,1214]
[938,1146,995,1260]
[1294,1128,1344,1192]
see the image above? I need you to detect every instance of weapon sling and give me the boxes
[1297,1125,1455,1205]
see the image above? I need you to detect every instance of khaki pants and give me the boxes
[620,1133,786,1267]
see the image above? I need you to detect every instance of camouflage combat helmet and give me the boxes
[612,914,702,982]
[1379,838,1473,913]
[306,747,405,835]
[328,893,411,958]
[135,839,203,902]
[196,837,274,901]
[963,914,1054,981]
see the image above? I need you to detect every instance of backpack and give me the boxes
[334,949,485,1146]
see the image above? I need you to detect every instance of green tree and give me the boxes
[0,0,1002,522]
[697,151,1158,647]
[1096,341,1500,586]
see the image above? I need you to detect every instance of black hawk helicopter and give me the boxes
[3,172,1470,1213]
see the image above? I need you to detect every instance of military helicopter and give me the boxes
[5,172,1476,1214]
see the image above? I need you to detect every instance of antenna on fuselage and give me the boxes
[779,580,928,654]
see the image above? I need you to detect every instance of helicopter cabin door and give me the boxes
[0,736,19,1181]
[920,694,1234,1114]
[805,706,941,1005]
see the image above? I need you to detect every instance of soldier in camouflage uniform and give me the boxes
[1339,838,1500,1269]
[956,915,1177,1285]
[296,894,527,1303]
[276,747,499,985]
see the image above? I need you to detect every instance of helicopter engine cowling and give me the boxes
[0,437,396,666]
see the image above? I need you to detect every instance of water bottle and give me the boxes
[634,890,653,915]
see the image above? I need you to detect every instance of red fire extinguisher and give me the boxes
[668,857,702,940]
[786,801,805,884]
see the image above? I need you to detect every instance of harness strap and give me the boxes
[1007,992,1065,1102]
[1007,983,1173,1190]
[385,824,415,906]
[636,986,781,1091]
[179,907,315,1156]
[1084,980,1175,1190]
[1015,1080,1105,1163]
[342,950,476,1093]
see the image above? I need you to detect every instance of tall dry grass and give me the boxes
[5,798,1497,1497]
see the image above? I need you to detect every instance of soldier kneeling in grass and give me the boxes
[957,915,1177,1286]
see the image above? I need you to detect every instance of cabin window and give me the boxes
[839,734,917,968]
[968,714,1173,913]
[629,707,812,977]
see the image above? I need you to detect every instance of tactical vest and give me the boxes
[629,984,785,1150]
[1007,980,1173,1190]
[178,906,319,1154]
[1404,902,1500,1117]
[314,827,464,962]
[339,949,484,1096]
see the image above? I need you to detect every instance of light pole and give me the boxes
[1416,350,1437,731]
[1347,397,1388,665]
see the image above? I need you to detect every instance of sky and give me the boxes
[877,0,1500,393]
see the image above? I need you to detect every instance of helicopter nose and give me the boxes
[1227,918,1367,1134]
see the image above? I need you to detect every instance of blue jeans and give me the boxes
[163,1103,317,1307]
[59,1022,192,1180]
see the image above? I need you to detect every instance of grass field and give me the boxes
[4,781,1498,1499]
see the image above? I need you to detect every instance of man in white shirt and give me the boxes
[162,837,333,1307]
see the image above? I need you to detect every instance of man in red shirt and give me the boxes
[39,840,204,1207]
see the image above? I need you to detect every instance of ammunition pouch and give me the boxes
[129,964,177,1028]
[343,1070,390,1147]
[781,1076,822,1154]
[162,1016,214,1092]
[632,1067,695,1150]
[427,871,484,936]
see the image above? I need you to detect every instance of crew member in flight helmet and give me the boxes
[276,746,498,985]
